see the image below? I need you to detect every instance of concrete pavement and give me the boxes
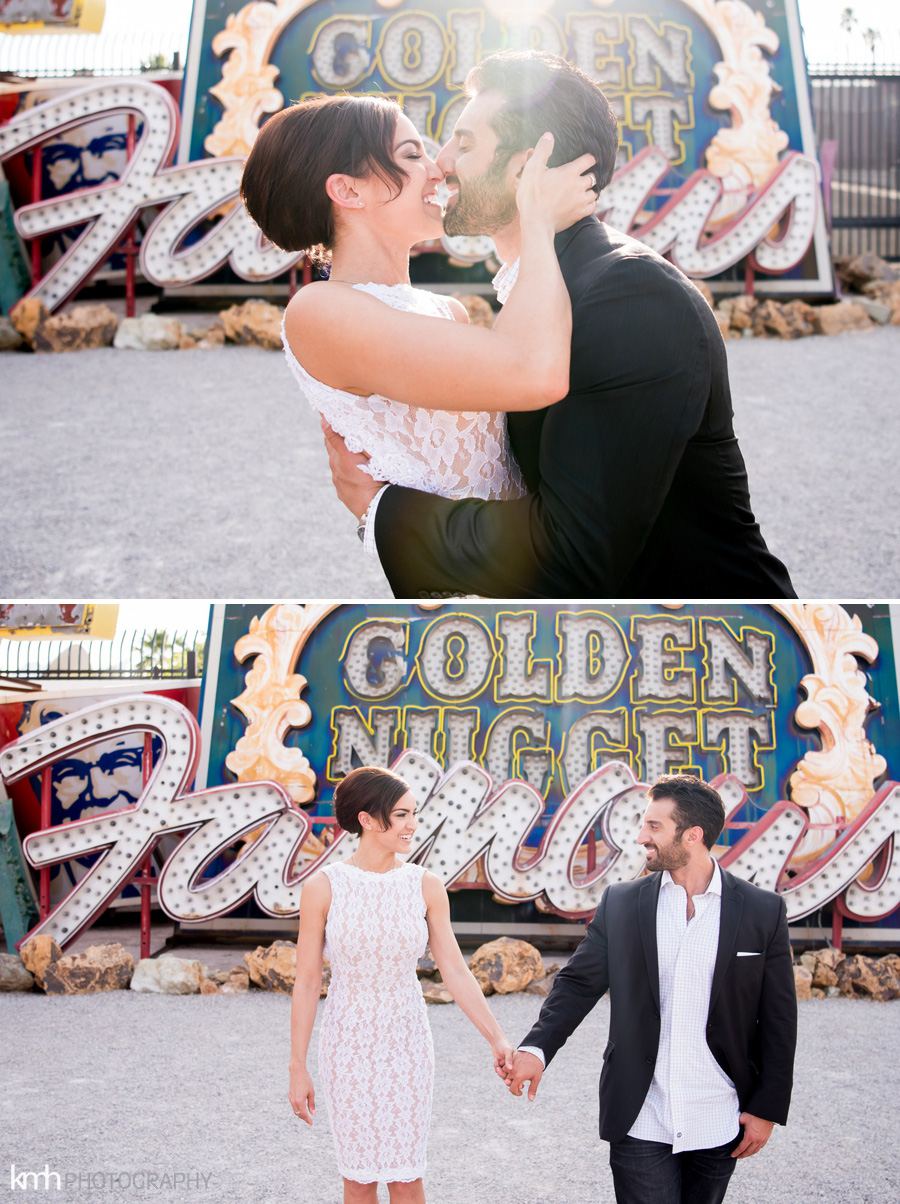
[2,325,898,597]
[1,987,896,1203]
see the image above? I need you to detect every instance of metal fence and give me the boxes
[809,65,900,260]
[0,30,185,78]
[0,629,205,682]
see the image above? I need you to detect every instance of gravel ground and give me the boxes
[2,324,898,598]
[1,989,897,1204]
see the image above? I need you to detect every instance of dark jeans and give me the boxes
[608,1131,742,1204]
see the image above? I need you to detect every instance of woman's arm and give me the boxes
[284,136,595,413]
[287,871,330,1125]
[422,871,514,1075]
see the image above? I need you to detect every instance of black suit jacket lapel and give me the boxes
[709,868,743,1012]
[639,874,662,1011]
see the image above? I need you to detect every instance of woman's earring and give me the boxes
[357,201,364,207]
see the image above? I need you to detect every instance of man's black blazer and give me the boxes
[374,218,795,598]
[520,868,797,1143]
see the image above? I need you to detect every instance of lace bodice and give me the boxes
[282,282,526,500]
[317,860,433,1184]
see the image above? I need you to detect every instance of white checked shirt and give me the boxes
[520,862,740,1153]
[628,862,740,1152]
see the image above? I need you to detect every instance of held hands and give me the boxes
[288,1065,316,1126]
[502,1050,544,1101]
[491,1036,515,1081]
[732,1113,775,1159]
[516,132,599,233]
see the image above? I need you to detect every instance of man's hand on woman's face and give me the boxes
[320,418,382,520]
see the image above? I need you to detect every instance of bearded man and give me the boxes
[504,773,798,1204]
[324,50,795,598]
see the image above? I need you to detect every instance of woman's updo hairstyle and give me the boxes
[240,94,406,260]
[332,765,411,836]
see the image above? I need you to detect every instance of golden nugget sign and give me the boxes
[3,604,899,948]
[0,0,829,312]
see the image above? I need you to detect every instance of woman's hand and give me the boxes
[288,1064,316,1126]
[516,132,599,233]
[491,1035,515,1084]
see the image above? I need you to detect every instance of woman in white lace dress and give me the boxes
[239,94,596,513]
[288,766,513,1204]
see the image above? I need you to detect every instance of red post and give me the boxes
[139,732,153,961]
[125,114,137,319]
[586,828,596,875]
[288,264,297,299]
[831,905,843,953]
[39,766,52,919]
[30,144,42,284]
[744,258,755,297]
[302,257,312,287]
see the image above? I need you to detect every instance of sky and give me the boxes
[113,600,211,637]
[96,0,900,65]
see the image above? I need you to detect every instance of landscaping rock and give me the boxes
[525,965,560,997]
[417,947,439,978]
[812,301,874,336]
[0,953,34,991]
[783,298,818,333]
[179,322,226,350]
[810,948,845,989]
[244,940,297,993]
[19,934,61,989]
[793,964,813,1000]
[713,310,732,340]
[693,280,714,309]
[422,985,454,1004]
[726,295,757,331]
[9,296,49,344]
[113,313,182,351]
[879,953,900,978]
[468,937,544,996]
[835,954,900,1002]
[130,955,204,995]
[31,303,118,353]
[851,295,893,325]
[836,252,899,292]
[220,299,283,350]
[0,315,23,350]
[452,293,495,327]
[203,965,251,995]
[43,943,134,995]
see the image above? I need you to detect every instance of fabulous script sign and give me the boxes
[3,603,899,949]
[0,0,829,312]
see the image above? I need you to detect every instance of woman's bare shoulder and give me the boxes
[299,868,332,908]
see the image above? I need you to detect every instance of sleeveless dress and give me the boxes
[318,860,434,1184]
[282,282,527,501]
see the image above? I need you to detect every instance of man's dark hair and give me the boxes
[647,774,726,850]
[332,765,410,835]
[464,50,619,192]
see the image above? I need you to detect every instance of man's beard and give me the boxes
[643,835,690,873]
[443,157,518,237]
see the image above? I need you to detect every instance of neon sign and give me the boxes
[3,694,900,951]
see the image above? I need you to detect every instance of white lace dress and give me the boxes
[282,282,526,500]
[318,860,434,1184]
